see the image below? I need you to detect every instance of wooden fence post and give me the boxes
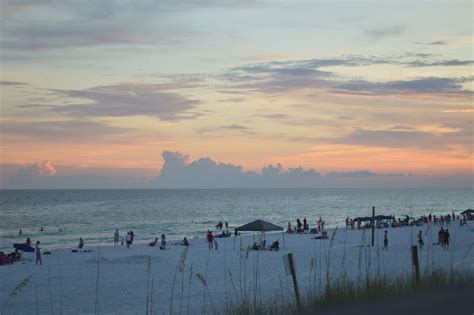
[371,206,375,247]
[284,253,301,312]
[411,245,420,286]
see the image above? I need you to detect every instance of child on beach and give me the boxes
[181,237,189,246]
[417,231,424,249]
[149,238,158,247]
[383,231,388,250]
[35,241,42,265]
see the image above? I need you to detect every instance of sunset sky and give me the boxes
[0,0,472,188]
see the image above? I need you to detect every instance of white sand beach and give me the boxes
[1,221,473,314]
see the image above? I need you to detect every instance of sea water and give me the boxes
[0,188,472,251]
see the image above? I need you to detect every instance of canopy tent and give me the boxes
[460,209,474,215]
[234,219,285,249]
[353,216,372,222]
[374,215,395,221]
[235,219,283,232]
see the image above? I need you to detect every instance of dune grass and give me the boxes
[224,267,473,315]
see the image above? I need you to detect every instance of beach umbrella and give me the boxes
[460,209,474,215]
[234,219,285,248]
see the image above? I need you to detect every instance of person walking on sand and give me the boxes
[160,234,166,250]
[35,241,42,265]
[114,229,120,245]
[383,230,388,250]
[417,231,424,249]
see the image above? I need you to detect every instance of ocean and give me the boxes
[0,188,472,251]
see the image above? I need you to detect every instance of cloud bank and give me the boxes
[3,151,472,189]
[153,151,401,188]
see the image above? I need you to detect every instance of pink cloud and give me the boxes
[19,161,57,177]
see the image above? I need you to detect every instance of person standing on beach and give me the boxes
[207,231,214,250]
[18,229,23,236]
[114,229,120,245]
[130,231,135,244]
[225,221,229,230]
[417,231,424,249]
[160,234,167,250]
[126,232,132,248]
[444,229,450,250]
[35,241,42,265]
[78,237,84,249]
[437,227,444,246]
[383,231,388,250]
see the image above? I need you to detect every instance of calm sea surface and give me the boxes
[0,189,472,251]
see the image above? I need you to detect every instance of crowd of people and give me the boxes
[436,227,451,250]
[0,249,21,265]
[342,211,469,231]
[287,217,325,234]
[5,211,468,268]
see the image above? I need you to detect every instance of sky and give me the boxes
[0,0,473,188]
